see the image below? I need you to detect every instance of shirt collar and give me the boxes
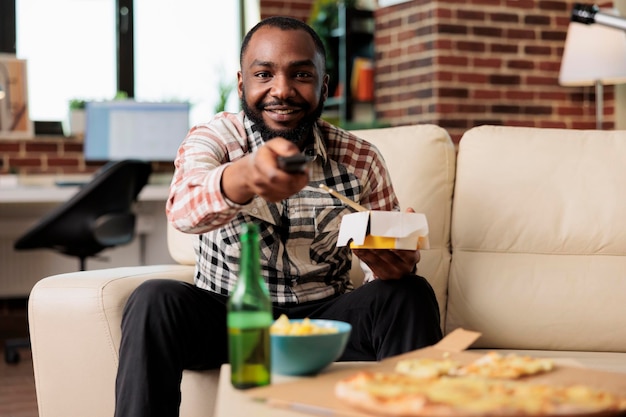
[310,122,328,164]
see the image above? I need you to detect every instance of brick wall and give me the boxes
[1,0,617,174]
[259,0,313,20]
[375,0,616,143]
[0,136,173,176]
[263,0,618,143]
[0,136,89,175]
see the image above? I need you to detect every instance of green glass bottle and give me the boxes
[227,223,272,389]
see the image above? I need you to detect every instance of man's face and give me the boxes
[238,26,329,145]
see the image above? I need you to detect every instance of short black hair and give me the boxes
[240,16,327,69]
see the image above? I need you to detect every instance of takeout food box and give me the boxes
[336,211,430,250]
[247,329,626,417]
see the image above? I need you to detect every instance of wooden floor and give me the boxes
[0,346,38,417]
[0,298,38,417]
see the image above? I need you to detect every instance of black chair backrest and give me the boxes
[14,160,152,264]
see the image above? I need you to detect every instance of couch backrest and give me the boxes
[168,221,197,266]
[167,124,457,326]
[351,125,456,325]
[447,125,626,352]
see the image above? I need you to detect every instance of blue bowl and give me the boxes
[270,319,352,376]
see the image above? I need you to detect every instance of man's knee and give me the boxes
[366,276,441,324]
[124,279,191,321]
[366,275,437,301]
[129,279,187,303]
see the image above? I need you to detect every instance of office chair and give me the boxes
[6,159,152,364]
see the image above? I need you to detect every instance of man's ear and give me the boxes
[237,71,244,98]
[322,74,330,100]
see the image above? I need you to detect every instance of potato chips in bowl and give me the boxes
[270,314,351,376]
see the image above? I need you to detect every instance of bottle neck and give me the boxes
[240,229,260,284]
[230,223,271,307]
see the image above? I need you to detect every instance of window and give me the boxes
[133,0,241,124]
[13,0,248,126]
[16,0,116,122]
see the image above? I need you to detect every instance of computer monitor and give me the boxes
[84,100,190,161]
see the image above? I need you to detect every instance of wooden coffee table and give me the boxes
[213,363,368,417]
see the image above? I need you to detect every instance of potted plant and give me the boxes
[215,79,235,114]
[67,92,128,137]
[68,99,87,137]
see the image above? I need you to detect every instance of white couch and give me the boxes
[28,124,626,417]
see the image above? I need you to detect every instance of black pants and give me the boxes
[114,276,442,417]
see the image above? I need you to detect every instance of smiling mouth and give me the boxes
[263,107,304,126]
[264,107,300,115]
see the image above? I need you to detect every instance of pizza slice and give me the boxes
[394,351,553,381]
[394,357,462,379]
[335,370,626,417]
[455,351,554,379]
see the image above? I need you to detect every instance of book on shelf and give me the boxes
[350,57,374,102]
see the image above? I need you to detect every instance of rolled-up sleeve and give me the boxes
[166,113,249,234]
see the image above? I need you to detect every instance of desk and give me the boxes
[0,182,170,204]
[0,180,174,297]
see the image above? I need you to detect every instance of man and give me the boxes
[114,16,442,417]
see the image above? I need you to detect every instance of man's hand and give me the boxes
[351,208,421,280]
[222,137,309,204]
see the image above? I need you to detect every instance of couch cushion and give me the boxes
[447,125,626,352]
[353,124,456,326]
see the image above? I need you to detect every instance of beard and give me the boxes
[241,90,325,145]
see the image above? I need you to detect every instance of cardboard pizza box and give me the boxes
[336,211,430,250]
[247,329,626,417]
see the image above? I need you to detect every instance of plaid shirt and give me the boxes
[166,111,399,305]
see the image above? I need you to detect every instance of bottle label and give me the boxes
[227,310,272,328]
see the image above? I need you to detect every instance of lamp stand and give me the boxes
[595,79,604,130]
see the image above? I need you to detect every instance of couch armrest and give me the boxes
[29,264,194,417]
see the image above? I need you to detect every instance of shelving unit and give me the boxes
[324,5,375,127]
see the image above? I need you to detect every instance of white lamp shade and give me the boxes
[559,19,626,87]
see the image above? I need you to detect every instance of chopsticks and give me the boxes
[318,184,368,212]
